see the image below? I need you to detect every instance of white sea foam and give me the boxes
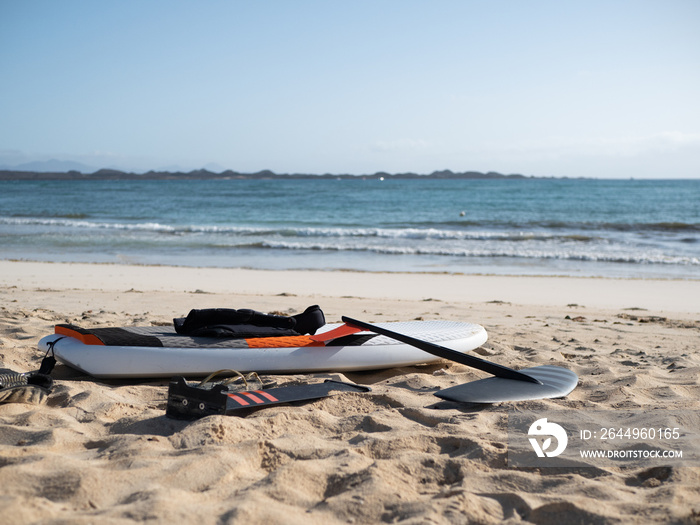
[0,217,599,242]
[258,240,699,266]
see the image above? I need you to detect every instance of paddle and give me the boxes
[341,316,542,384]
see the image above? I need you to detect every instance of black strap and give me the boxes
[39,337,63,375]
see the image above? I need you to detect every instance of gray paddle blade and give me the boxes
[434,365,578,403]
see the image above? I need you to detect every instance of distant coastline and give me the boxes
[0,168,529,181]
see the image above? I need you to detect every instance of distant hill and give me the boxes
[0,168,530,180]
[0,159,96,173]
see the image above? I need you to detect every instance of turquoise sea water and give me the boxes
[1,178,699,278]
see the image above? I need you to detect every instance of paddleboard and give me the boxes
[38,320,488,378]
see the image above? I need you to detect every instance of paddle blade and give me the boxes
[434,365,578,403]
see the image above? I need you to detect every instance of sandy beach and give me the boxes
[1,260,699,524]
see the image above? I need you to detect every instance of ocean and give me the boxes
[1,178,698,279]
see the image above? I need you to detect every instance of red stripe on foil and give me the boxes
[242,392,265,404]
[254,390,279,402]
[227,394,250,406]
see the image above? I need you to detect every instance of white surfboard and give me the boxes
[38,320,488,378]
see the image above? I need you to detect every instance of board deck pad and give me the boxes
[54,324,330,348]
[434,365,579,403]
[38,320,488,378]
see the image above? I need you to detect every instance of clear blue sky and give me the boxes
[1,0,698,177]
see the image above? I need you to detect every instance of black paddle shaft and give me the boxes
[341,316,542,384]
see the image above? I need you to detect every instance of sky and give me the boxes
[1,0,699,178]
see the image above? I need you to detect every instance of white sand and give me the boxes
[2,260,699,313]
[1,260,699,523]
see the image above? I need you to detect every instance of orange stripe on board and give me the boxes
[244,335,325,348]
[310,324,363,342]
[55,325,105,346]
